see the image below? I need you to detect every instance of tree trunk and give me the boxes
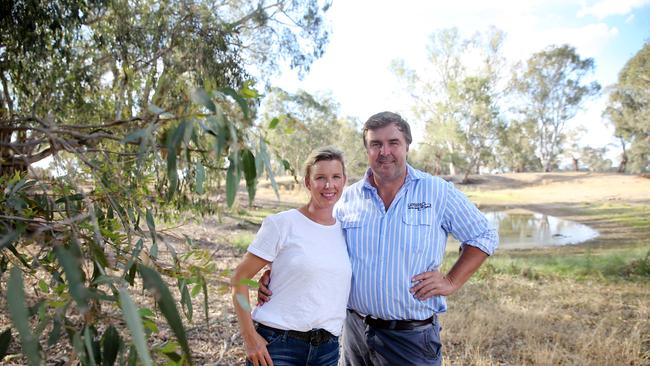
[617,138,628,173]
[573,157,579,171]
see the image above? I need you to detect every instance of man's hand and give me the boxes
[410,245,489,300]
[256,269,272,306]
[409,270,457,300]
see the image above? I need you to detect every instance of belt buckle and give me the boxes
[309,329,328,346]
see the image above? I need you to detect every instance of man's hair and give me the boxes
[303,146,346,180]
[362,111,412,147]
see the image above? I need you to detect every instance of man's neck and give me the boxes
[370,170,407,210]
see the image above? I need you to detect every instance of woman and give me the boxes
[231,146,352,366]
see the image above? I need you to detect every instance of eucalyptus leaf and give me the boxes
[0,328,12,362]
[118,288,153,366]
[7,268,41,366]
[195,162,205,195]
[219,87,249,119]
[84,326,98,366]
[138,265,193,365]
[241,149,257,204]
[190,88,216,112]
[226,157,240,208]
[101,325,121,366]
[55,246,89,313]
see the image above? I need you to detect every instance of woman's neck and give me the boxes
[298,202,335,225]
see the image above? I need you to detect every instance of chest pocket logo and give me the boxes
[401,208,433,254]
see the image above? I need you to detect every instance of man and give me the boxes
[259,112,498,365]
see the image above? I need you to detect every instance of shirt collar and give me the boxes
[362,164,424,191]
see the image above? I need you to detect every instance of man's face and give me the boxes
[365,123,409,184]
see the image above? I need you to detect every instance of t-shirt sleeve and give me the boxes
[247,215,282,262]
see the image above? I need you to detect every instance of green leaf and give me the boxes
[238,278,259,289]
[201,277,209,329]
[123,239,144,283]
[147,103,166,115]
[0,328,12,361]
[145,209,157,259]
[163,351,182,363]
[166,122,187,198]
[6,243,30,268]
[47,318,62,346]
[226,157,240,208]
[127,344,138,366]
[55,246,89,313]
[37,279,48,293]
[158,340,179,353]
[190,284,202,298]
[241,149,257,204]
[180,283,193,322]
[84,326,98,366]
[138,308,155,318]
[138,265,193,365]
[145,209,156,241]
[268,117,280,129]
[118,288,153,366]
[122,129,146,144]
[195,162,205,195]
[7,268,41,366]
[258,138,280,199]
[219,87,249,119]
[240,80,259,98]
[0,226,24,251]
[54,193,84,203]
[101,325,121,366]
[72,330,86,365]
[190,88,216,113]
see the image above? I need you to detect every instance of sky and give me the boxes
[272,0,650,156]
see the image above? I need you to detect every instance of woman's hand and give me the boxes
[243,330,273,366]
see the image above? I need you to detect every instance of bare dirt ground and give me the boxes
[1,172,648,365]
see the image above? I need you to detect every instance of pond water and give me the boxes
[480,209,599,250]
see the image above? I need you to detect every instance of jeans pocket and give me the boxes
[256,326,284,346]
[423,324,442,361]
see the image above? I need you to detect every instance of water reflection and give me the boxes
[482,210,599,250]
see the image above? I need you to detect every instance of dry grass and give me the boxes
[443,276,649,365]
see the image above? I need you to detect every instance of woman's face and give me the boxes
[305,159,346,209]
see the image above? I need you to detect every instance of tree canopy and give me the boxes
[604,42,650,173]
[510,45,601,172]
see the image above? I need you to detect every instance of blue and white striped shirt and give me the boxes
[335,164,498,320]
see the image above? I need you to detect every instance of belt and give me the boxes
[349,309,435,330]
[256,323,336,346]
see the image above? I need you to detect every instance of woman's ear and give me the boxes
[304,175,310,190]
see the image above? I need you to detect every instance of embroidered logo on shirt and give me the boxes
[408,202,431,211]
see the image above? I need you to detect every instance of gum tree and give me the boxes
[511,45,601,172]
[0,0,331,364]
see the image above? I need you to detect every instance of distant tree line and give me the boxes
[388,27,649,179]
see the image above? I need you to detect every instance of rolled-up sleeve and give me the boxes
[441,181,499,255]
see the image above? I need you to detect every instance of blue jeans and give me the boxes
[341,311,442,366]
[246,324,340,366]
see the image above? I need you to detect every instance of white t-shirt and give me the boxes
[248,209,352,336]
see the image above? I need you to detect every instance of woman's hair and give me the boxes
[303,146,346,180]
